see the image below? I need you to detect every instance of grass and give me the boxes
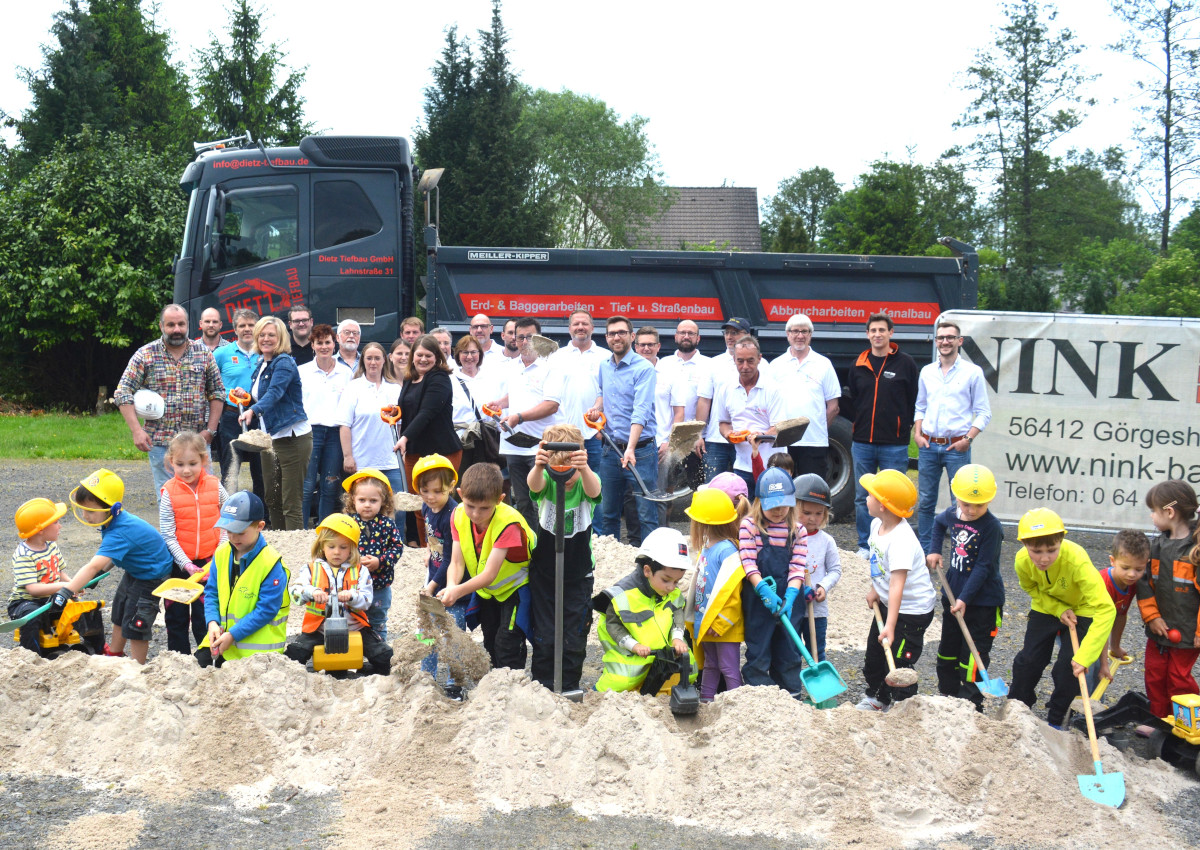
[0,411,143,460]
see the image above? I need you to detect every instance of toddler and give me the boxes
[342,470,403,641]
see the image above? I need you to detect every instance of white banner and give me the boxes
[940,310,1200,530]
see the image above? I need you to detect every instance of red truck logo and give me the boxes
[218,278,293,321]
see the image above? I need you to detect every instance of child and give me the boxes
[793,474,842,663]
[685,488,745,701]
[8,498,104,656]
[925,464,1004,710]
[58,469,174,664]
[593,527,693,693]
[526,424,602,692]
[707,472,751,521]
[739,467,809,697]
[1009,507,1115,728]
[342,469,403,641]
[287,513,393,675]
[414,454,465,698]
[159,431,228,655]
[1136,480,1200,717]
[1086,529,1149,692]
[749,438,793,481]
[436,463,536,670]
[859,469,936,711]
[196,490,289,667]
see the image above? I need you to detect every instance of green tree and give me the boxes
[1111,247,1200,315]
[194,0,312,144]
[771,212,811,253]
[1039,148,1146,259]
[521,89,672,248]
[761,167,841,250]
[0,129,186,407]
[1059,236,1156,312]
[1171,203,1200,252]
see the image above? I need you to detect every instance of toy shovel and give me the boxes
[1069,624,1125,807]
[0,571,110,633]
[762,576,846,703]
[932,564,1008,698]
[584,413,691,503]
[153,565,211,605]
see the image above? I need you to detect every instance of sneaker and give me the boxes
[1048,723,1063,730]
[102,643,125,657]
[856,695,889,712]
[443,684,465,702]
[855,548,870,560]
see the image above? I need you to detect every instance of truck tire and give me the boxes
[827,416,855,524]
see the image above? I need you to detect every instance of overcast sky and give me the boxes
[1,0,1152,210]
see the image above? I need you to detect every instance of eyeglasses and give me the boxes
[606,330,630,337]
[935,335,960,342]
[676,331,699,337]
[289,317,312,325]
[515,334,535,342]
[635,341,658,348]
[787,328,812,335]
[469,323,491,330]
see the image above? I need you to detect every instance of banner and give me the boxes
[941,310,1200,530]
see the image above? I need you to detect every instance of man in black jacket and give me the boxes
[848,313,918,558]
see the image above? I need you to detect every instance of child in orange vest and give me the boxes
[159,431,228,655]
[285,514,393,675]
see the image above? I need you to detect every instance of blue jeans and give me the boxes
[382,467,408,525]
[421,600,468,684]
[853,442,911,548]
[368,585,392,642]
[149,445,171,501]
[917,443,971,553]
[302,425,345,528]
[595,440,660,540]
[702,440,735,483]
[796,615,828,662]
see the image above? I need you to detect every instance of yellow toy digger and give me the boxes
[3,572,110,658]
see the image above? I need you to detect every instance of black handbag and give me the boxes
[457,376,502,466]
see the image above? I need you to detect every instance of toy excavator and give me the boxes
[10,572,110,657]
[1074,691,1200,776]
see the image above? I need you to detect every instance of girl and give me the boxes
[285,513,393,675]
[1137,480,1200,717]
[707,472,751,522]
[738,467,809,696]
[793,474,841,663]
[342,470,403,642]
[159,431,228,655]
[685,488,745,701]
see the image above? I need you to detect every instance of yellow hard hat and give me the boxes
[411,453,458,490]
[951,464,997,504]
[69,468,125,526]
[684,488,738,525]
[859,469,917,518]
[1017,508,1066,541]
[316,513,362,545]
[342,468,393,494]
[15,498,67,539]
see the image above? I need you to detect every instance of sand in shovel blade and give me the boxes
[393,492,424,512]
[885,668,919,687]
[666,420,705,459]
[416,594,491,687]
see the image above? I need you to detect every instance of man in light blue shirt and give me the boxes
[587,315,658,543]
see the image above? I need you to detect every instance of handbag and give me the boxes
[457,376,501,465]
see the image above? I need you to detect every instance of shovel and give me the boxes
[931,564,1008,698]
[544,441,586,702]
[761,576,847,703]
[1090,651,1134,703]
[670,651,701,715]
[0,571,111,634]
[756,417,811,448]
[153,565,211,605]
[481,403,542,449]
[1068,623,1125,807]
[229,388,268,454]
[871,601,920,689]
[381,404,403,465]
[802,573,837,709]
[584,413,692,504]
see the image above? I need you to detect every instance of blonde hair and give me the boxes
[542,423,584,467]
[252,316,291,355]
[312,526,361,568]
[749,498,798,538]
[799,501,830,530]
[343,476,395,517]
[689,516,741,560]
[167,430,207,465]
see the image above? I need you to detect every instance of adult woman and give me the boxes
[388,338,411,383]
[335,341,404,496]
[239,316,312,530]
[452,335,499,475]
[299,323,353,526]
[397,335,462,544]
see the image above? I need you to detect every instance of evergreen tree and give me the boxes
[761,167,841,250]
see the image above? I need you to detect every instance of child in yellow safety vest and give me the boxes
[285,514,394,675]
[593,527,696,694]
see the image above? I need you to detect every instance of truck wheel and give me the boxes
[827,416,855,523]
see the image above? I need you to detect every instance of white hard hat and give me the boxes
[637,527,691,571]
[133,389,165,421]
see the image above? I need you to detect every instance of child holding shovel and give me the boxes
[416,454,465,699]
[685,488,745,701]
[793,474,841,663]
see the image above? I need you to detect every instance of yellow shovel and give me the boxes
[153,566,210,605]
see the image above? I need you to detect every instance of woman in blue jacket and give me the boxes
[239,316,311,530]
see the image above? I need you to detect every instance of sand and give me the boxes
[43,812,144,850]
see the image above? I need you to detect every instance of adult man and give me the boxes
[770,313,841,478]
[430,327,457,372]
[913,319,991,552]
[715,337,786,492]
[336,319,361,373]
[848,313,919,559]
[468,314,501,356]
[588,315,658,543]
[197,308,225,352]
[115,304,223,496]
[488,317,562,529]
[665,320,711,489]
[400,316,424,344]
[499,319,521,360]
[548,310,608,472]
[695,317,771,481]
[213,309,266,502]
[287,305,314,366]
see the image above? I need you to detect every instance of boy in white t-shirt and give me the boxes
[858,469,936,711]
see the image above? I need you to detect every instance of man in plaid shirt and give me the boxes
[115,304,224,497]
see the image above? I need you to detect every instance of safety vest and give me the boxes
[451,502,535,601]
[596,582,686,693]
[301,561,371,631]
[198,542,290,659]
[163,470,221,561]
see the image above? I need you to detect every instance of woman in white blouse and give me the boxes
[335,341,404,496]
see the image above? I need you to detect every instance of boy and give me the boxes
[1008,508,1115,728]
[526,424,602,691]
[926,464,1004,710]
[436,463,536,670]
[414,455,465,697]
[858,469,937,711]
[8,498,104,656]
[56,469,174,664]
[1085,529,1148,692]
[593,527,693,693]
[196,490,289,668]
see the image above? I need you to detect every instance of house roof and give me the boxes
[629,187,761,251]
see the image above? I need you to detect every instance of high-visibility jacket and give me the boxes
[596,580,687,693]
[302,561,371,631]
[452,502,535,601]
[163,470,221,561]
[199,542,289,659]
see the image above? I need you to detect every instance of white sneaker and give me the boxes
[856,695,890,712]
[855,547,870,560]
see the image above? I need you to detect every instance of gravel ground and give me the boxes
[1,458,1197,849]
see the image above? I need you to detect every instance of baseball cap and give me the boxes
[215,490,266,533]
[701,471,748,504]
[756,467,796,511]
[721,317,752,334]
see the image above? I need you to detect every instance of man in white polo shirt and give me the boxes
[771,312,841,479]
[548,309,609,472]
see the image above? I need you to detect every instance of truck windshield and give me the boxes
[179,185,200,262]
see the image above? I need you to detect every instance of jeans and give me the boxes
[503,453,538,532]
[303,425,345,528]
[595,440,660,541]
[262,430,313,531]
[368,585,392,642]
[149,445,171,501]
[701,440,735,483]
[421,600,469,683]
[917,443,971,553]
[216,404,265,501]
[853,442,911,549]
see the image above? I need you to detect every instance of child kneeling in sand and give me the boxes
[286,514,393,675]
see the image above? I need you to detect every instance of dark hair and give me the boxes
[867,312,894,330]
[936,320,961,336]
[415,466,457,492]
[514,316,541,334]
[606,315,631,333]
[1024,531,1065,548]
[355,341,390,380]
[288,304,312,319]
[311,323,334,343]
[1145,480,1198,520]
[1111,529,1150,562]
[405,334,452,380]
[459,463,503,503]
[635,326,659,342]
[767,452,794,475]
